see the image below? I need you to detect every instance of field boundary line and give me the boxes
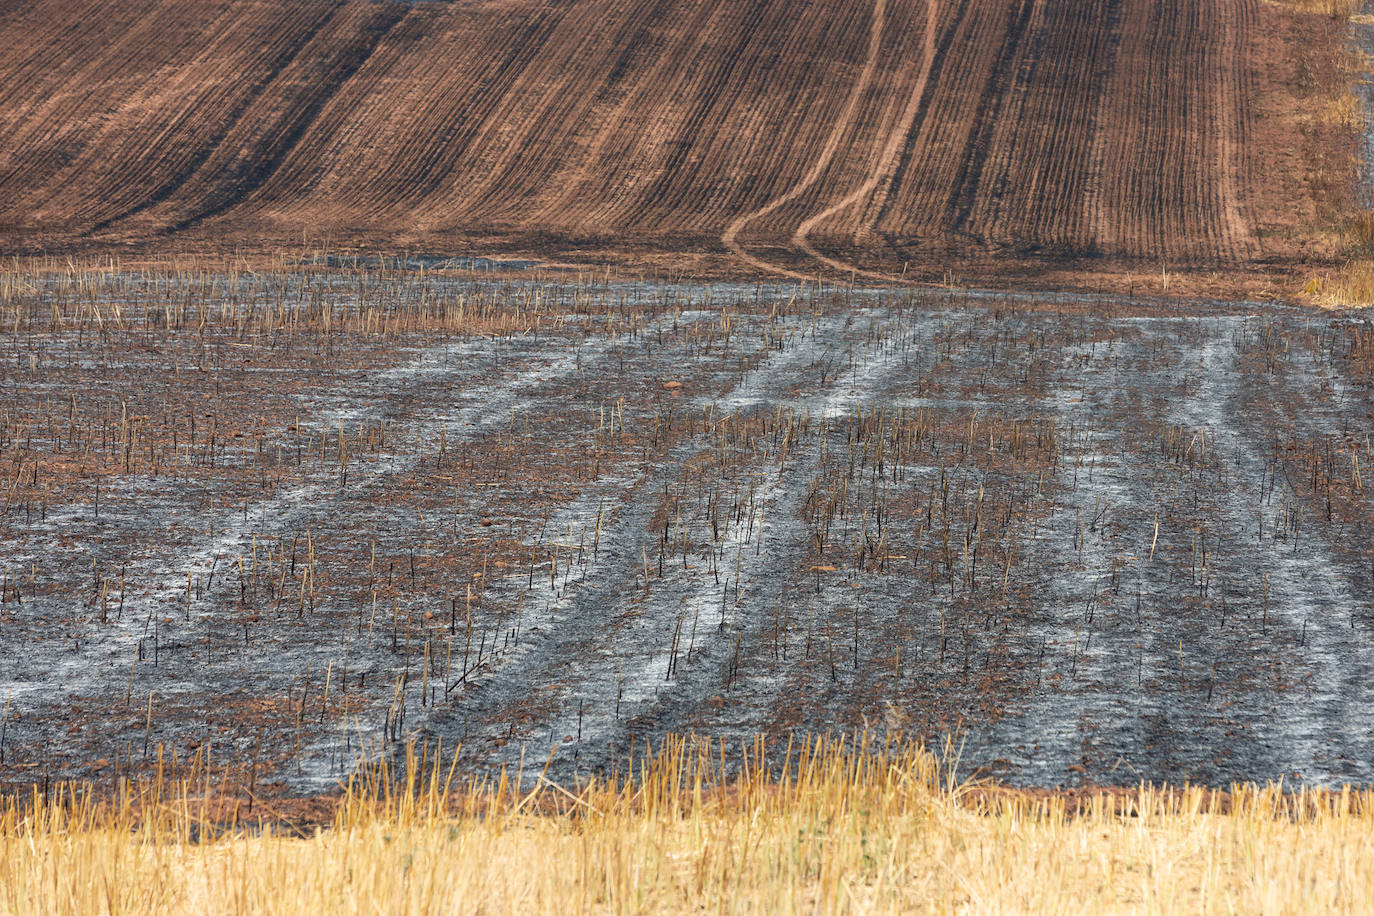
[721,0,887,282]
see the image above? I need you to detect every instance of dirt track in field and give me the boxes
[0,0,1352,285]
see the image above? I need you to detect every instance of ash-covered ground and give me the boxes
[2,270,1372,793]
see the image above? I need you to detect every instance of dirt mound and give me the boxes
[0,0,1353,283]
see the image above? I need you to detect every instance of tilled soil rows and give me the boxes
[1,268,1373,794]
[0,0,1342,284]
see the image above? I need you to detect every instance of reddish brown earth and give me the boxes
[0,0,1357,292]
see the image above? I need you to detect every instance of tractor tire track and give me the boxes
[720,0,887,282]
[792,0,939,282]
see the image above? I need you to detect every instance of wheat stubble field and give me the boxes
[3,0,1374,912]
[5,264,1374,791]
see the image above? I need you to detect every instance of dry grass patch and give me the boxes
[1285,0,1359,19]
[1305,210,1374,306]
[1310,259,1374,306]
[3,737,1374,914]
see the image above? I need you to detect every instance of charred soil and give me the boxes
[2,268,1374,797]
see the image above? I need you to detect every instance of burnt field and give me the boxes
[0,264,1372,795]
[0,0,1352,286]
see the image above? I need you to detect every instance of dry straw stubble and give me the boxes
[3,736,1374,914]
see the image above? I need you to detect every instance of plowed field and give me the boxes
[0,0,1352,286]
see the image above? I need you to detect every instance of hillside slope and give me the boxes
[0,0,1352,280]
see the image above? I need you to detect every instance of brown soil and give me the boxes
[0,0,1359,296]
